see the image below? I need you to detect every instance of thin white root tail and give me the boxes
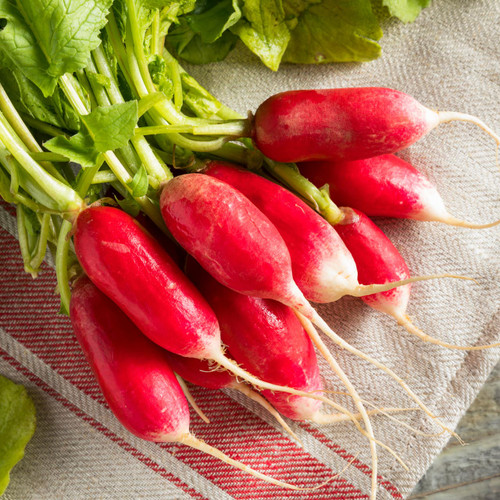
[440,215,500,230]
[231,382,301,443]
[395,313,500,351]
[351,273,475,298]
[299,313,407,477]
[296,303,463,445]
[438,111,500,145]
[176,375,210,424]
[180,433,344,490]
[213,353,363,424]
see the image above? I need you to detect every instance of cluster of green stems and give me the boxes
[0,4,344,313]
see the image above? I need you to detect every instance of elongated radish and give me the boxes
[204,161,461,303]
[73,206,349,409]
[251,88,500,163]
[185,256,412,442]
[299,155,500,229]
[69,275,322,490]
[163,351,299,440]
[334,208,500,350]
[159,173,458,443]
[183,255,381,494]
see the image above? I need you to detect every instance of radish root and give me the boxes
[231,382,301,442]
[293,301,463,444]
[179,433,342,491]
[350,273,474,298]
[394,313,500,351]
[437,111,500,146]
[176,375,210,424]
[438,215,500,230]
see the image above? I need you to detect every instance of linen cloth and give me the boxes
[1,1,499,498]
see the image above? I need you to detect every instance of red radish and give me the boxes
[163,351,300,440]
[252,88,500,163]
[184,256,410,442]
[184,256,323,422]
[184,256,394,489]
[159,173,458,447]
[299,155,500,229]
[73,206,345,408]
[334,208,500,351]
[204,161,444,303]
[69,275,319,489]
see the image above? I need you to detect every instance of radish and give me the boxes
[333,207,500,351]
[251,88,500,163]
[159,174,460,440]
[184,255,413,451]
[69,274,323,490]
[162,351,300,441]
[73,206,347,409]
[299,154,500,229]
[204,161,458,303]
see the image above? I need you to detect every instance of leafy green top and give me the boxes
[0,0,113,96]
[0,375,36,496]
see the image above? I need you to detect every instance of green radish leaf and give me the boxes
[116,194,141,216]
[44,129,100,168]
[166,17,238,64]
[86,72,111,90]
[0,0,113,96]
[44,101,138,166]
[180,73,224,118]
[230,0,291,71]
[148,56,175,99]
[0,375,36,495]
[0,69,80,131]
[283,0,382,64]
[127,165,149,197]
[379,0,431,22]
[82,101,138,152]
[186,0,242,43]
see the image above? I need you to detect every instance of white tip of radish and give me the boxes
[351,273,475,298]
[394,313,500,351]
[179,433,342,490]
[439,215,500,229]
[437,111,500,145]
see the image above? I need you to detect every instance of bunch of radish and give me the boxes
[2,73,499,499]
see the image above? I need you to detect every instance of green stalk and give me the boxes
[30,212,51,272]
[16,205,37,277]
[92,170,117,184]
[55,219,73,314]
[263,160,344,225]
[92,46,172,183]
[19,114,67,137]
[0,113,83,213]
[0,83,67,183]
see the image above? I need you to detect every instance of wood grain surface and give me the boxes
[410,361,500,499]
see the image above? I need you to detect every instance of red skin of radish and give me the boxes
[160,173,304,307]
[73,206,221,360]
[185,257,323,421]
[333,209,411,315]
[70,275,190,442]
[203,161,359,303]
[299,154,450,222]
[253,88,439,163]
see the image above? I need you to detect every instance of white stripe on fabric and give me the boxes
[0,327,236,500]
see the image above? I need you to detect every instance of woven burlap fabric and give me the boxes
[1,1,499,499]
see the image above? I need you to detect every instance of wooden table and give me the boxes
[409,362,500,499]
